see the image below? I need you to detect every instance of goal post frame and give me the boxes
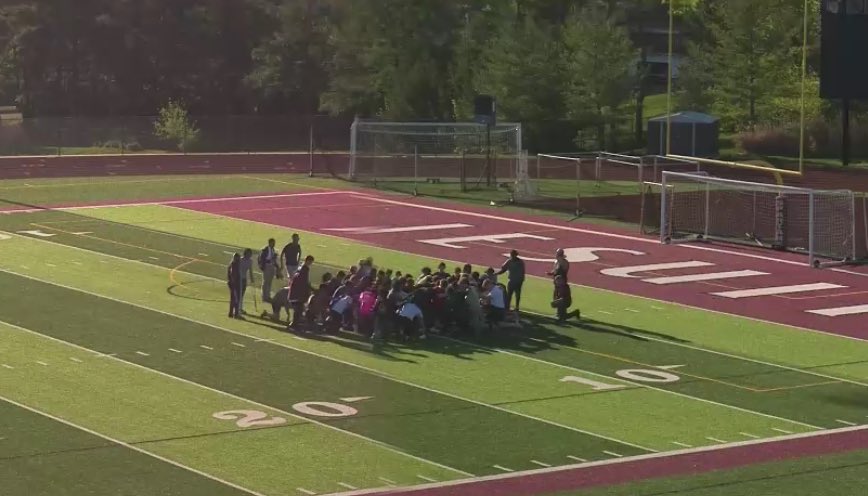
[660,171,856,268]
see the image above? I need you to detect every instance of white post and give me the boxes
[308,124,314,177]
[536,154,541,179]
[413,145,419,196]
[808,191,816,267]
[704,181,711,239]
[349,118,358,180]
[575,158,581,217]
[660,172,669,243]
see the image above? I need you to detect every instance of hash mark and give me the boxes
[836,419,857,426]
[231,342,246,348]
[417,475,437,482]
[567,455,587,462]
[706,437,728,444]
[671,441,693,448]
[651,306,664,310]
[603,451,623,458]
[772,428,793,434]
[69,357,83,363]
[169,348,183,353]
[46,263,56,268]
[493,465,514,472]
[378,477,396,486]
[337,482,357,490]
[530,460,551,467]
[624,308,640,313]
[135,351,149,357]
[296,489,317,496]
[1,364,13,369]
[740,432,760,439]
[148,257,159,261]
[597,311,613,315]
[36,361,48,366]
[198,253,209,257]
[200,345,214,350]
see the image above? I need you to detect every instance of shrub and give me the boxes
[738,118,868,159]
[154,101,200,152]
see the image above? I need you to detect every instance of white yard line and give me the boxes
[492,465,514,473]
[135,351,150,357]
[739,432,761,439]
[337,482,357,490]
[705,437,728,444]
[0,393,268,496]
[416,475,438,483]
[199,345,214,350]
[835,419,858,426]
[169,348,183,353]
[603,451,624,458]
[671,441,692,448]
[566,456,587,463]
[530,460,552,468]
[69,357,83,363]
[231,342,247,348]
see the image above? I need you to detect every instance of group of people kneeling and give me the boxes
[260,248,579,341]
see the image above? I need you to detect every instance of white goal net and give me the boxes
[348,119,522,191]
[660,172,856,267]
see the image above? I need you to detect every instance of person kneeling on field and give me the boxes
[356,285,379,337]
[325,290,354,334]
[552,275,580,322]
[480,279,506,330]
[263,284,291,322]
[396,299,426,340]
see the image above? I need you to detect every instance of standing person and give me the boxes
[547,248,570,281]
[226,253,242,319]
[552,275,579,322]
[281,233,302,279]
[239,249,256,315]
[288,255,314,330]
[259,238,280,302]
[497,250,526,316]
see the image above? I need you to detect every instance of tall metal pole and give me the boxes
[841,0,851,166]
[486,124,492,187]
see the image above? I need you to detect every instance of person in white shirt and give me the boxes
[397,301,426,340]
[238,248,256,315]
[259,238,279,302]
[481,279,506,329]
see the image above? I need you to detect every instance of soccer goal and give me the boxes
[660,171,857,267]
[348,119,522,194]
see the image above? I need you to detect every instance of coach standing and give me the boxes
[288,255,315,330]
[227,253,242,319]
[497,249,526,317]
[259,238,279,302]
[281,233,302,279]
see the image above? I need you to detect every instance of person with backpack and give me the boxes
[259,238,280,302]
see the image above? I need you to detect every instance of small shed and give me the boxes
[647,111,719,157]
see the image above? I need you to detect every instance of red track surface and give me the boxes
[178,191,868,340]
[371,428,868,496]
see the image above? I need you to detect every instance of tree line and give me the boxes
[0,0,843,153]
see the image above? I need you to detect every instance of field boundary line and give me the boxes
[0,317,472,479]
[0,190,348,214]
[327,424,868,496]
[0,261,654,454]
[0,175,252,191]
[157,199,868,344]
[0,393,268,496]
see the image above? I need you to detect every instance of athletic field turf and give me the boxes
[1,172,867,496]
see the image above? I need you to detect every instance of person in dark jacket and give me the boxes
[227,253,242,319]
[497,249,526,315]
[287,255,315,329]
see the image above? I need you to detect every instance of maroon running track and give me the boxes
[365,427,868,496]
[178,191,868,340]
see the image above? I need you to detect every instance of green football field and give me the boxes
[1,173,867,495]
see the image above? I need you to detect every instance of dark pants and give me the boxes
[553,298,571,321]
[506,280,524,311]
[228,282,241,317]
[288,300,305,328]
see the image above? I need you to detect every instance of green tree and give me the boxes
[678,0,812,131]
[154,101,200,152]
[563,5,638,149]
